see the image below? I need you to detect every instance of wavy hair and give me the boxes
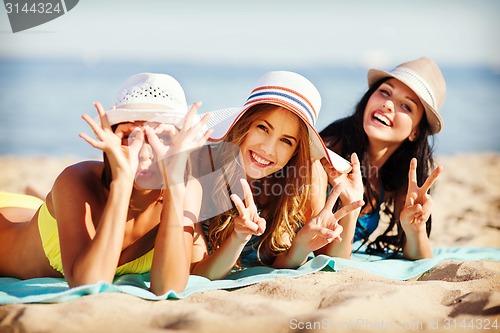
[319,78,435,255]
[207,104,312,267]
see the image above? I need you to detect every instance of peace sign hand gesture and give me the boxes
[294,184,364,253]
[400,158,443,236]
[230,179,266,244]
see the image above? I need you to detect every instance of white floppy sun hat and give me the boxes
[105,72,189,126]
[205,71,352,173]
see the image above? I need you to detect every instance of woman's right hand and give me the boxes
[79,102,144,183]
[230,179,266,243]
[321,153,364,204]
[400,158,443,236]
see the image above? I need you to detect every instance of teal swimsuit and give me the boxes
[354,187,385,242]
[239,234,262,267]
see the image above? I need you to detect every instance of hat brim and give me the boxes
[95,107,207,140]
[206,102,352,173]
[367,69,442,134]
[104,108,187,126]
[309,128,352,173]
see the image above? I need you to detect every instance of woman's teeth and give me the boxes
[252,152,271,165]
[374,113,391,126]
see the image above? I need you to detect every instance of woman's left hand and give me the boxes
[400,158,443,235]
[321,153,364,204]
[294,184,364,253]
[146,102,212,185]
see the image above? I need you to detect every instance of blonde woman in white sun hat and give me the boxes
[0,73,211,295]
[191,71,364,280]
[319,57,446,260]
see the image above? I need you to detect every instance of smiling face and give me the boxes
[363,78,425,147]
[114,121,179,190]
[237,106,301,180]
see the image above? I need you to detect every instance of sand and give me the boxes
[0,153,499,333]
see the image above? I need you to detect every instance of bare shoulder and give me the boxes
[55,161,103,185]
[47,160,105,209]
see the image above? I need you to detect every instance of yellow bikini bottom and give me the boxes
[1,192,154,276]
[0,191,43,209]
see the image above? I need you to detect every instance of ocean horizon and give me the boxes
[1,58,499,158]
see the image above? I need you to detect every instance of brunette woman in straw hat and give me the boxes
[0,73,211,295]
[191,71,364,280]
[318,57,446,260]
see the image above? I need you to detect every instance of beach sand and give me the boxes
[0,153,499,332]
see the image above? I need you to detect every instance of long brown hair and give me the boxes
[207,104,312,267]
[320,78,435,255]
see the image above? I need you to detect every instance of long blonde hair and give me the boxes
[207,104,312,267]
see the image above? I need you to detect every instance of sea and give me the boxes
[0,58,499,158]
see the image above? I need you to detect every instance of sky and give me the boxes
[0,0,499,69]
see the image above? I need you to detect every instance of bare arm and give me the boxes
[57,103,142,287]
[148,102,212,294]
[149,181,195,295]
[400,158,443,260]
[191,231,251,280]
[191,179,265,280]
[54,172,133,287]
[315,153,364,258]
[273,184,363,269]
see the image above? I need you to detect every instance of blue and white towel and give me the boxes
[0,247,498,304]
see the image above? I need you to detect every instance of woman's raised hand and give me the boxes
[145,102,212,185]
[80,102,144,183]
[230,179,266,243]
[321,153,364,204]
[400,158,443,235]
[294,184,364,253]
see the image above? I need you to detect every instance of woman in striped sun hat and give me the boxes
[191,71,363,279]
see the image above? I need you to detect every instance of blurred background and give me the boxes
[1,0,499,158]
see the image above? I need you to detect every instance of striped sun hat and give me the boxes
[206,71,351,173]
